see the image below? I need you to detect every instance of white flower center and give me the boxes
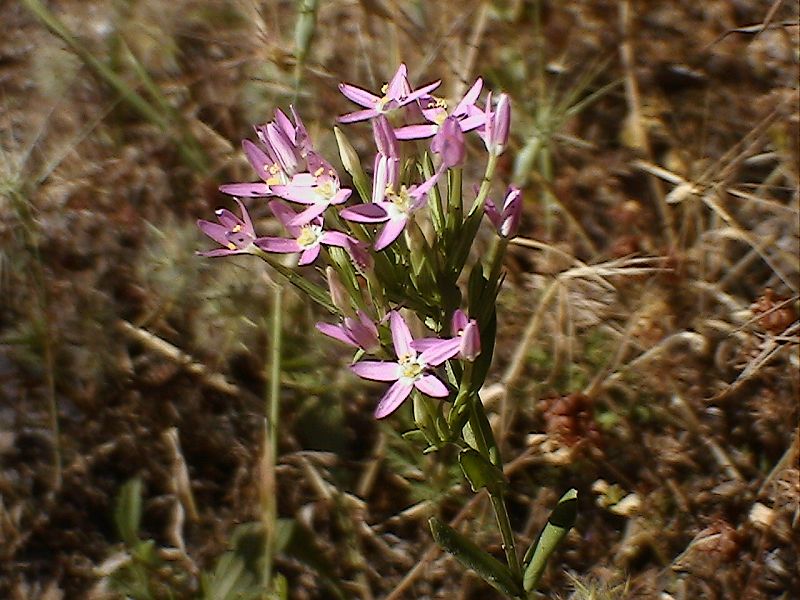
[316,180,337,201]
[385,186,413,219]
[296,225,323,248]
[398,353,425,382]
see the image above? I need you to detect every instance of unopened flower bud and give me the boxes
[452,309,481,361]
[483,92,511,156]
[372,115,399,158]
[485,186,522,239]
[326,267,353,315]
[334,126,371,200]
[431,115,465,168]
[345,238,374,272]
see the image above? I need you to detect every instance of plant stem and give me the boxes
[262,283,284,590]
[489,489,522,579]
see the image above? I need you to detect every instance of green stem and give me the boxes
[446,167,463,234]
[467,153,499,220]
[262,283,284,589]
[489,489,522,580]
[450,154,499,277]
[486,237,509,293]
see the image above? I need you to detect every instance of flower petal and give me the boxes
[454,78,483,114]
[402,80,442,104]
[288,203,327,227]
[458,113,487,133]
[389,311,414,357]
[330,188,352,206]
[341,204,389,223]
[451,309,469,333]
[197,219,230,247]
[316,322,357,347]
[394,124,438,140]
[196,248,240,258]
[414,374,450,398]
[418,338,462,367]
[242,139,272,180]
[219,182,272,197]
[233,198,255,237]
[320,231,351,248]
[374,380,414,419]
[338,83,381,108]
[255,237,301,253]
[351,361,401,382]
[268,200,303,236]
[337,109,380,124]
[298,245,321,265]
[374,217,407,251]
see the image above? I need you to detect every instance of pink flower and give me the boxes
[430,115,466,168]
[351,311,450,419]
[255,201,352,265]
[316,310,381,354]
[338,64,441,124]
[394,78,486,140]
[411,309,482,363]
[485,186,522,238]
[197,199,265,257]
[340,171,440,251]
[219,107,313,198]
[269,153,352,226]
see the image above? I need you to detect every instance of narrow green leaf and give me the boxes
[255,251,336,313]
[458,448,507,493]
[429,517,522,598]
[114,477,143,547]
[522,488,578,592]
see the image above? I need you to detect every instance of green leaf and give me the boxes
[200,550,261,600]
[458,448,507,493]
[256,252,336,313]
[522,489,578,592]
[114,477,143,547]
[429,517,522,598]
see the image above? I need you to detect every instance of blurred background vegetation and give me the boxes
[1,0,798,598]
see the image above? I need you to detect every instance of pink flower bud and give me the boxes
[485,186,522,239]
[326,267,352,315]
[430,115,465,168]
[372,115,399,158]
[483,92,511,156]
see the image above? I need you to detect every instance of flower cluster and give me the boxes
[198,64,521,419]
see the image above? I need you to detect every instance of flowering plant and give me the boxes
[198,64,576,598]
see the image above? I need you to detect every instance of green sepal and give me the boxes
[429,517,523,598]
[458,448,507,493]
[401,429,429,444]
[421,153,445,236]
[467,261,488,313]
[413,393,444,448]
[463,397,502,469]
[522,489,578,592]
